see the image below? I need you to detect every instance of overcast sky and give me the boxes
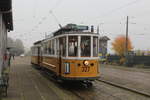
[8,0,150,53]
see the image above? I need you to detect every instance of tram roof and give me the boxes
[42,32,99,43]
[53,24,90,36]
[34,40,42,45]
[0,0,13,31]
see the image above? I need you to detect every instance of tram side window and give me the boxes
[81,36,91,57]
[45,39,55,55]
[48,41,51,54]
[34,48,36,55]
[33,47,37,56]
[46,42,49,54]
[34,48,37,55]
[59,37,66,57]
[36,47,38,55]
[68,36,78,57]
[56,38,59,55]
[43,43,48,54]
[93,37,98,57]
[31,47,34,56]
[52,39,55,55]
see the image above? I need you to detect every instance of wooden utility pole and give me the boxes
[125,16,129,66]
[125,16,129,56]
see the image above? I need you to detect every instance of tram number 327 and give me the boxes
[82,67,90,72]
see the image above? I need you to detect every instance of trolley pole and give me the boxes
[125,16,129,65]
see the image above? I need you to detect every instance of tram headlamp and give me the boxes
[64,63,70,74]
[83,60,89,66]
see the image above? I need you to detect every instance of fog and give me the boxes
[8,0,150,53]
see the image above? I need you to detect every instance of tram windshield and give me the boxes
[67,35,98,57]
[81,36,91,57]
[68,36,78,56]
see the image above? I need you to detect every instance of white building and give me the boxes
[0,0,13,79]
[99,36,110,58]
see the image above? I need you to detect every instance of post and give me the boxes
[126,16,129,56]
[125,16,129,65]
[97,25,99,34]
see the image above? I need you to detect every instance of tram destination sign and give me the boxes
[65,24,88,31]
[76,25,89,31]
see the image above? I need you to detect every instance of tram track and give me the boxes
[70,91,85,100]
[39,70,84,100]
[44,71,84,100]
[35,68,84,100]
[32,66,150,99]
[97,79,150,98]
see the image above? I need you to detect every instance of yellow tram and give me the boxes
[31,24,100,84]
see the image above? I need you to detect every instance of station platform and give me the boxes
[2,57,78,100]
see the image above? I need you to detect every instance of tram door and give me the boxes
[59,44,62,75]
[58,37,66,75]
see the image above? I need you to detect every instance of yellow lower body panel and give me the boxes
[31,56,100,81]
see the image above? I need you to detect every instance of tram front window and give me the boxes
[93,37,98,57]
[81,36,91,57]
[68,36,78,57]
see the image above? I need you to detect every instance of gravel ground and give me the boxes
[100,64,150,95]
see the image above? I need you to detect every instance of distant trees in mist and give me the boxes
[7,37,25,56]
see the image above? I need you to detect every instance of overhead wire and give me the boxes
[96,0,142,20]
[14,0,149,45]
[95,0,142,37]
[49,10,62,28]
[96,0,142,34]
[16,0,141,37]
[30,0,63,35]
[16,0,64,44]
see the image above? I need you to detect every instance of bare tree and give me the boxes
[7,37,25,56]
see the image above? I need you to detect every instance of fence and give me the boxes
[106,55,150,66]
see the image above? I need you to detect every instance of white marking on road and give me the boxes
[34,85,46,100]
[26,70,47,100]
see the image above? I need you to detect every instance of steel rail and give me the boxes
[44,71,84,100]
[97,79,150,98]
[37,68,84,100]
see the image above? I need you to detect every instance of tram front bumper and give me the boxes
[60,76,99,81]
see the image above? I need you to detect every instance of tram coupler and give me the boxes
[82,80,93,87]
